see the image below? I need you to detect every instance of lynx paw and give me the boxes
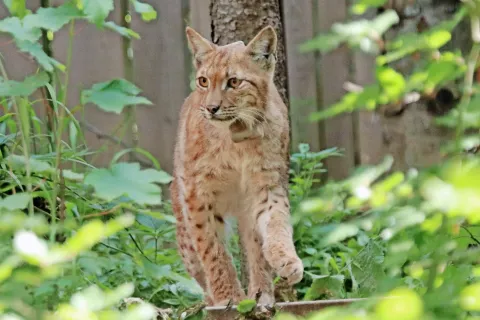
[275,256,304,285]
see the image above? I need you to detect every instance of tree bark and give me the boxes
[210,0,288,104]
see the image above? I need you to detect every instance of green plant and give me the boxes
[276,1,480,319]
[0,1,203,319]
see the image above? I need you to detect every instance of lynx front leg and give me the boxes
[186,189,245,305]
[255,185,303,285]
[238,218,274,306]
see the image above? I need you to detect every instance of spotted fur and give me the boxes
[170,26,303,306]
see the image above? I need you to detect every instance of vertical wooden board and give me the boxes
[316,0,355,179]
[353,52,386,166]
[282,0,321,152]
[189,0,211,40]
[132,0,189,174]
[52,4,125,166]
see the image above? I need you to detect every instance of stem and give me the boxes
[40,0,56,149]
[0,60,34,216]
[62,20,76,106]
[121,0,138,159]
[456,40,480,151]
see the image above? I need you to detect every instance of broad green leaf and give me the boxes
[322,224,359,246]
[426,30,451,49]
[85,162,166,205]
[62,169,84,181]
[132,0,157,21]
[0,72,49,97]
[376,287,423,320]
[82,0,114,27]
[5,154,53,173]
[81,79,152,113]
[23,2,83,32]
[0,193,30,210]
[16,40,65,72]
[237,299,256,313]
[377,67,406,101]
[3,0,28,18]
[0,16,41,42]
[304,275,344,300]
[104,21,140,39]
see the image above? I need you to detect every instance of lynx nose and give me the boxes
[206,105,220,114]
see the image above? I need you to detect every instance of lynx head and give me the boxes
[186,26,277,131]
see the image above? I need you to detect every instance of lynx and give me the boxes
[170,26,303,306]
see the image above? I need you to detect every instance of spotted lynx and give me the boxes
[170,26,303,306]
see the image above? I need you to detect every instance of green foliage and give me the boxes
[277,2,480,319]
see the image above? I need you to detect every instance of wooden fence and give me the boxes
[1,1,446,179]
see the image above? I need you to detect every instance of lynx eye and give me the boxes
[197,76,209,88]
[227,77,242,89]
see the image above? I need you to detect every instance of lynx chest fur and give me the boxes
[170,26,303,306]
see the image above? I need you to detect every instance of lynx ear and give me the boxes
[246,26,277,71]
[186,27,214,68]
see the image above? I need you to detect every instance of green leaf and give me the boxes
[237,299,256,314]
[377,67,406,101]
[0,72,49,97]
[62,169,84,181]
[16,40,65,72]
[132,0,157,22]
[5,154,53,173]
[426,30,451,49]
[3,0,28,18]
[85,162,167,205]
[0,16,41,42]
[82,0,114,27]
[321,224,359,246]
[104,21,140,39]
[0,193,30,210]
[351,0,387,15]
[304,275,345,300]
[81,79,152,113]
[23,2,83,32]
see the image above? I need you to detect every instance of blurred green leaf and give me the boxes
[131,0,157,22]
[82,0,114,27]
[104,21,140,39]
[0,72,49,97]
[304,275,345,300]
[85,162,169,205]
[23,2,83,32]
[351,0,387,15]
[0,16,41,42]
[81,79,152,113]
[0,193,30,211]
[16,40,65,72]
[3,0,28,18]
[237,299,256,313]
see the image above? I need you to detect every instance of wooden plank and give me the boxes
[132,0,189,174]
[206,299,366,319]
[189,0,211,41]
[282,0,321,152]
[52,3,125,166]
[316,0,355,179]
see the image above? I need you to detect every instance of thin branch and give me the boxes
[127,228,153,263]
[78,120,153,167]
[461,226,480,246]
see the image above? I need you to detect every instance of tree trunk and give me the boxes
[210,0,288,104]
